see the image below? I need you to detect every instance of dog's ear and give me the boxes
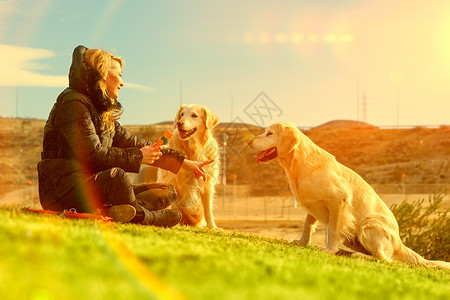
[276,123,300,157]
[174,104,186,129]
[203,106,219,129]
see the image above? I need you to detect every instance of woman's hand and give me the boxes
[140,145,166,165]
[181,159,215,181]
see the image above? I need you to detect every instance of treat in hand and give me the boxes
[155,129,174,146]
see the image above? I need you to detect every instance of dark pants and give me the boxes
[47,167,176,216]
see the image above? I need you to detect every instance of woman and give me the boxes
[37,45,212,227]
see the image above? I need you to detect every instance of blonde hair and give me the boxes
[84,48,124,134]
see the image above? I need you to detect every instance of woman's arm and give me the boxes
[112,121,150,149]
[140,143,213,180]
[141,145,187,174]
[58,99,143,173]
[180,159,214,181]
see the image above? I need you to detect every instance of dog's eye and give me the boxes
[192,114,198,118]
[266,132,273,136]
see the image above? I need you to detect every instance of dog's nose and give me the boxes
[177,120,184,127]
[247,138,253,146]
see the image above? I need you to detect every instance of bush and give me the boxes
[390,193,450,261]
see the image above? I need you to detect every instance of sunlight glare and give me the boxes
[243,33,255,43]
[325,34,337,42]
[308,34,319,42]
[291,33,303,44]
[258,32,272,44]
[341,34,354,42]
[275,33,289,44]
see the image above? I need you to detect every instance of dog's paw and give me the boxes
[290,239,308,247]
[207,225,223,231]
[319,247,339,255]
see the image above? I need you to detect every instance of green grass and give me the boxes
[0,208,449,300]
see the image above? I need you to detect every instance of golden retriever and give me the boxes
[157,104,220,229]
[247,122,449,269]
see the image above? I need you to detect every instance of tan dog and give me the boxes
[157,104,220,229]
[248,122,449,269]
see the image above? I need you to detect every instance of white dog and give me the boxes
[248,122,449,269]
[157,104,220,229]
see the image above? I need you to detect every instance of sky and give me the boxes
[1,0,449,128]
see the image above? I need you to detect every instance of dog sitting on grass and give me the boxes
[248,122,450,269]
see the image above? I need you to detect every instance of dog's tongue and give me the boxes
[256,150,269,164]
[179,130,187,139]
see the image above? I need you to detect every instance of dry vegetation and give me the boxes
[1,117,449,198]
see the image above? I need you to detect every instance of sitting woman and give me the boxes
[37,45,212,227]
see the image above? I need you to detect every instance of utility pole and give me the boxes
[16,85,19,118]
[396,89,400,128]
[222,132,228,209]
[362,90,367,123]
[356,77,359,122]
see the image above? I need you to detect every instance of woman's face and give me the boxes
[104,60,123,99]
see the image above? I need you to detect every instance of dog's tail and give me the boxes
[173,205,204,226]
[397,244,450,270]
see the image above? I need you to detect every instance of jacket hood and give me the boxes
[68,45,122,113]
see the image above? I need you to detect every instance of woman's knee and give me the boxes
[134,183,177,211]
[94,168,135,206]
[95,168,130,185]
[109,167,127,180]
[166,183,177,201]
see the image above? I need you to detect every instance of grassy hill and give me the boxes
[1,117,449,197]
[0,208,449,300]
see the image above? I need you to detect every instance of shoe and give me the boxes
[141,207,182,228]
[107,204,136,223]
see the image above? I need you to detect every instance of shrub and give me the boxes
[390,193,450,261]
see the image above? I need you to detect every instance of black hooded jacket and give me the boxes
[37,45,185,209]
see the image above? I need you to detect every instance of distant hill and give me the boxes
[1,117,448,197]
[314,120,378,130]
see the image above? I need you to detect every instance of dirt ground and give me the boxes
[213,194,450,246]
[3,188,447,248]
